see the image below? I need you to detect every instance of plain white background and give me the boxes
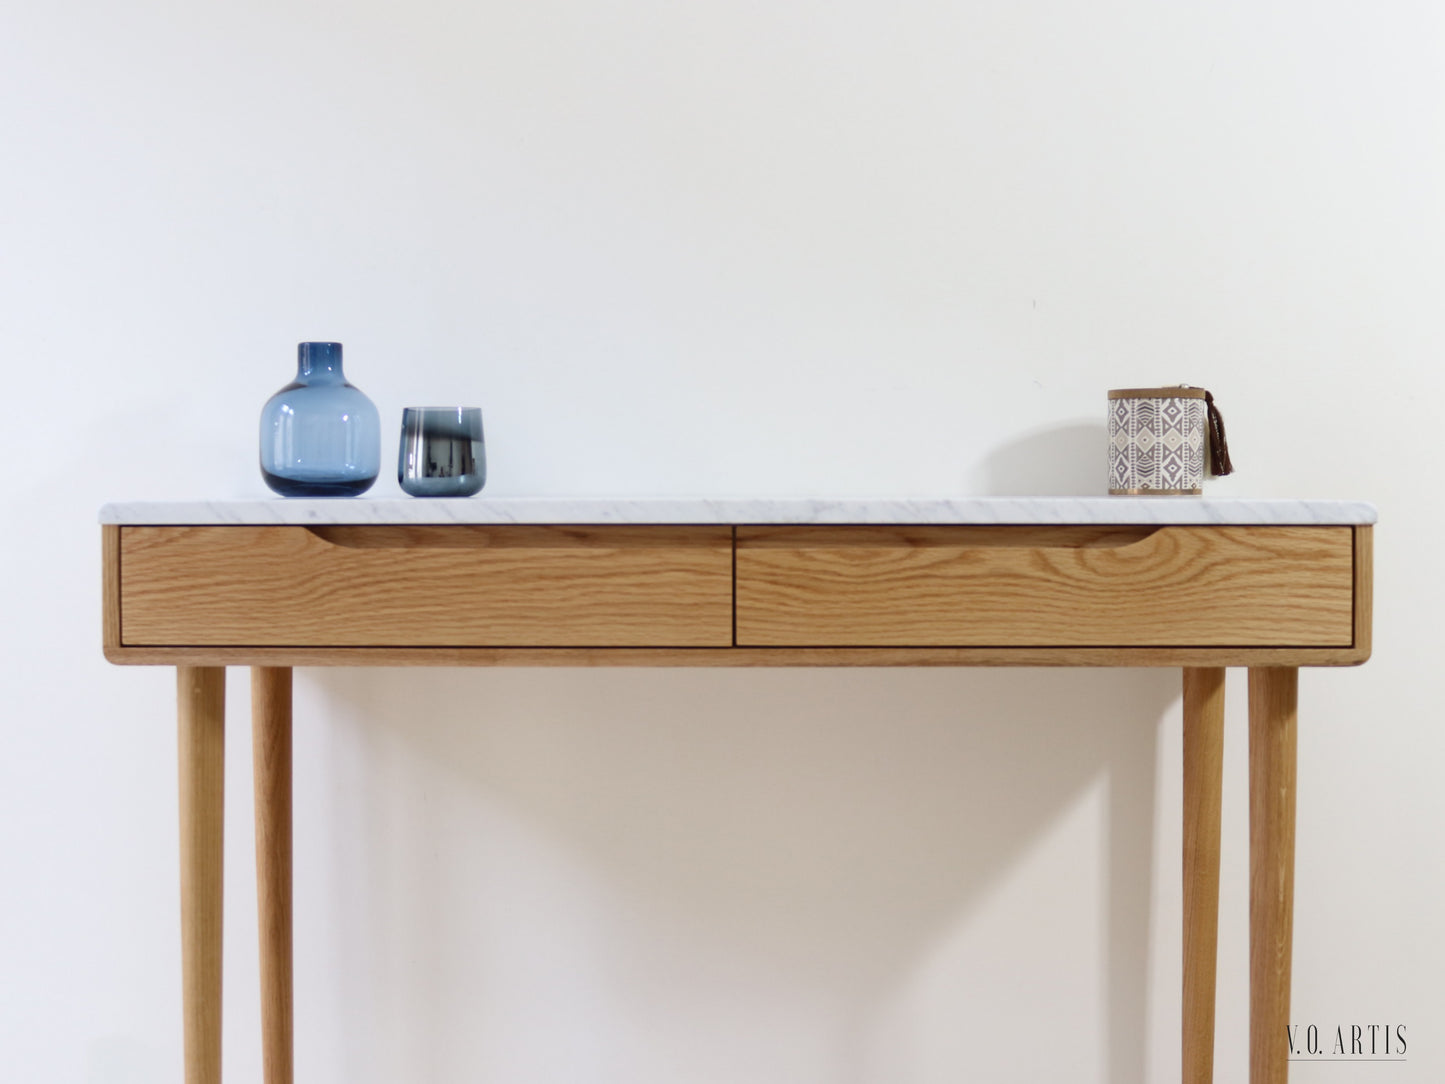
[1,1,1439,1081]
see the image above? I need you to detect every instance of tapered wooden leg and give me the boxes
[1249,667,1298,1084]
[253,667,294,1084]
[1183,667,1225,1084]
[178,667,226,1084]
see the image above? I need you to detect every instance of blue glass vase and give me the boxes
[259,342,381,497]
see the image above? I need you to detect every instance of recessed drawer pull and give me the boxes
[303,525,684,551]
[736,526,1161,551]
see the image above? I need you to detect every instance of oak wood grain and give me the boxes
[1353,526,1373,660]
[252,668,293,1084]
[177,667,225,1084]
[1250,667,1298,1084]
[120,525,733,648]
[102,524,121,655]
[736,525,1354,647]
[1183,667,1225,1084]
[104,643,1371,668]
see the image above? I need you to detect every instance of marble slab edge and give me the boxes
[100,497,1379,526]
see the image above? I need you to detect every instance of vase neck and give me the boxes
[296,342,345,382]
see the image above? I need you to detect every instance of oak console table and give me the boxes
[100,497,1375,1084]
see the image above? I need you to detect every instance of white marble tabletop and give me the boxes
[100,497,1378,526]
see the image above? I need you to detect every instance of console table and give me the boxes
[99,497,1376,1084]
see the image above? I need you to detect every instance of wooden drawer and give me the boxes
[735,525,1357,647]
[119,525,733,647]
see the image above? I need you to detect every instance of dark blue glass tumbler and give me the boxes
[398,407,486,497]
[259,342,381,496]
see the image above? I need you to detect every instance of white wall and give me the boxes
[1,1,1439,1081]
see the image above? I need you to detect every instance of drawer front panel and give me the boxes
[120,525,734,647]
[735,525,1356,647]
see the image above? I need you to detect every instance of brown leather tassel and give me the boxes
[1203,390,1233,476]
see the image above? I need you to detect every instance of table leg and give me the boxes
[178,667,225,1084]
[1183,667,1225,1084]
[253,667,294,1084]
[1249,666,1298,1084]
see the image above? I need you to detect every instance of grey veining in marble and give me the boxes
[100,497,1378,526]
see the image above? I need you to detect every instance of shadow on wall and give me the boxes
[973,422,1109,496]
[308,665,1176,1084]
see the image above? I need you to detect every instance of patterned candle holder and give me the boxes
[1108,387,1208,495]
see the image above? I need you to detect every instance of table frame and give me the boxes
[104,521,1374,1084]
